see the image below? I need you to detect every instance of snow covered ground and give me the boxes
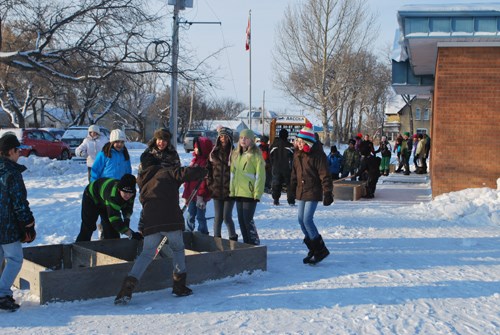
[2,144,500,335]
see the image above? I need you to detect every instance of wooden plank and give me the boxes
[20,236,267,304]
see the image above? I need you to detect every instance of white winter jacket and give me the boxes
[75,135,108,167]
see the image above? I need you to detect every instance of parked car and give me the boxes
[0,128,71,160]
[40,127,66,140]
[61,126,110,157]
[183,129,218,153]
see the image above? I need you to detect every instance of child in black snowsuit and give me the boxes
[356,146,381,198]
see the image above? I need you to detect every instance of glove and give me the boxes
[128,231,143,241]
[196,195,206,210]
[21,225,36,243]
[323,192,334,206]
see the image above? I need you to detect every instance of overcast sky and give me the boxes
[164,0,496,113]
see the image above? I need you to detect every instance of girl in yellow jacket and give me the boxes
[230,129,265,245]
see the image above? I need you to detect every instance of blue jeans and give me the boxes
[297,200,319,240]
[0,241,23,297]
[187,201,208,234]
[129,230,186,279]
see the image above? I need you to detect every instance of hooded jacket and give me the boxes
[290,142,332,202]
[137,165,207,235]
[0,157,34,244]
[182,137,213,201]
[230,146,266,201]
[75,134,108,168]
[91,143,132,182]
[207,134,233,200]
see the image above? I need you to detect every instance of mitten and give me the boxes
[21,225,36,243]
[128,231,144,241]
[323,192,334,206]
[196,195,206,210]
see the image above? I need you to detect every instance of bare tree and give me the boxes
[273,0,378,146]
[0,0,172,80]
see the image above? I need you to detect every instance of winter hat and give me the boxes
[348,139,356,145]
[412,134,418,139]
[0,133,21,152]
[109,129,126,142]
[217,126,233,140]
[403,132,410,137]
[297,122,316,146]
[239,129,255,140]
[260,135,269,144]
[117,174,136,194]
[356,133,363,139]
[331,145,338,153]
[88,125,101,135]
[278,128,288,140]
[154,128,171,141]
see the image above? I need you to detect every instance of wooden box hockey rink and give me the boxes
[14,233,267,304]
[333,180,366,201]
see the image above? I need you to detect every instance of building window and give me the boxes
[415,108,421,120]
[424,108,430,120]
[416,128,427,135]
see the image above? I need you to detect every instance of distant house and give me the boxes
[24,107,68,129]
[200,120,248,133]
[385,97,432,139]
[236,108,278,136]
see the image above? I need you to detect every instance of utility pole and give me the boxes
[167,0,219,143]
[261,90,265,135]
[169,1,181,144]
[188,80,195,130]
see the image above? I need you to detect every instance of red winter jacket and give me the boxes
[182,136,214,201]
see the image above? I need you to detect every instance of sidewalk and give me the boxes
[334,173,432,205]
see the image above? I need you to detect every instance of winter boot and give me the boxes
[114,276,138,305]
[229,234,238,241]
[273,199,280,206]
[172,273,193,297]
[0,295,20,312]
[302,237,314,264]
[307,235,330,265]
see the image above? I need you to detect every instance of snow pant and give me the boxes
[297,200,320,241]
[398,153,410,173]
[76,187,120,242]
[271,170,294,204]
[0,241,23,297]
[212,199,237,239]
[235,200,260,245]
[365,176,379,196]
[129,230,186,280]
[187,201,208,234]
[380,156,391,173]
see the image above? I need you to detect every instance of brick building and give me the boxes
[392,4,500,197]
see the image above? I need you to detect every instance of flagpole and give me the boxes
[248,9,252,130]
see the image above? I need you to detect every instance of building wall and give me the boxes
[432,46,500,196]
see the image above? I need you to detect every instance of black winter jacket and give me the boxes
[137,166,206,236]
[269,138,294,175]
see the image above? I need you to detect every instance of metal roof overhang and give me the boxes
[391,5,500,95]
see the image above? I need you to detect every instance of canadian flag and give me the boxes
[245,15,251,51]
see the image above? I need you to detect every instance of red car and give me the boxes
[0,128,71,160]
